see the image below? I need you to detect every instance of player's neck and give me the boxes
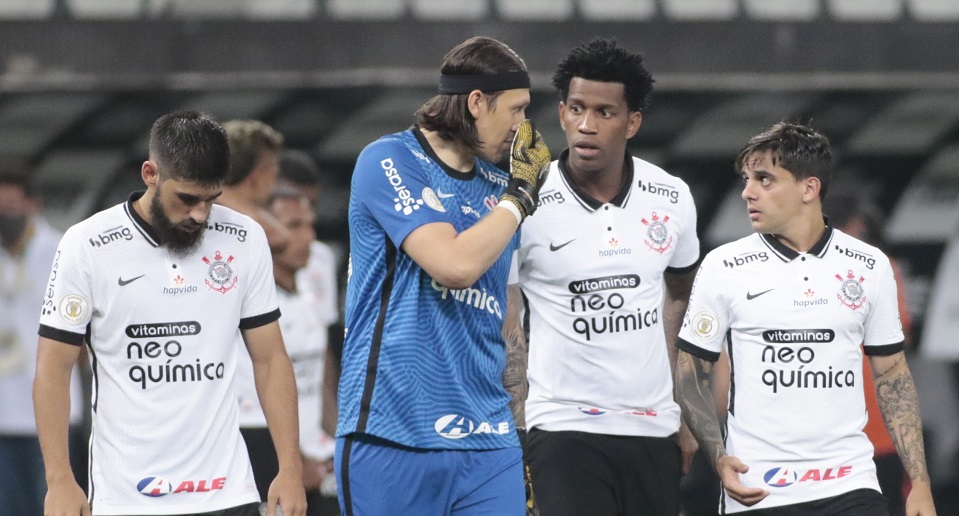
[566,159,627,204]
[274,267,297,293]
[420,128,475,173]
[217,186,262,210]
[772,212,827,253]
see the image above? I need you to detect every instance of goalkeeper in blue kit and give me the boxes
[335,36,550,515]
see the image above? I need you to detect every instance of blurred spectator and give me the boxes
[0,160,83,515]
[219,119,290,252]
[826,193,912,516]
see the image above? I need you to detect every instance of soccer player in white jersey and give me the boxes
[236,186,338,516]
[504,38,700,515]
[337,37,550,515]
[0,162,84,515]
[33,111,306,516]
[675,122,936,515]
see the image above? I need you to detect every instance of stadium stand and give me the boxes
[660,0,739,20]
[326,0,405,20]
[410,0,488,21]
[827,0,903,21]
[908,0,959,20]
[495,0,574,21]
[742,0,820,21]
[578,0,657,21]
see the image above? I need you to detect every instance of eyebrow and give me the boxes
[177,191,222,204]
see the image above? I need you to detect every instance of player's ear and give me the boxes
[558,101,567,132]
[626,111,642,139]
[467,90,485,118]
[803,176,821,204]
[142,160,159,189]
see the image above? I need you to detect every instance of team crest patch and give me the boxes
[202,251,238,294]
[641,212,673,253]
[835,270,866,310]
[59,294,88,324]
[691,311,719,341]
[421,187,445,212]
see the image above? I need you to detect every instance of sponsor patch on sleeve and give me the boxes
[59,294,89,324]
[691,311,719,341]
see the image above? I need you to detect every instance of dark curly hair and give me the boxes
[552,38,654,112]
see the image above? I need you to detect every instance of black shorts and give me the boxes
[527,428,681,516]
[739,488,888,516]
[240,427,278,502]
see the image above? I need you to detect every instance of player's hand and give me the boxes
[904,480,937,516]
[501,119,551,222]
[516,428,541,516]
[267,469,307,516]
[44,477,92,516]
[676,422,699,475]
[716,455,769,507]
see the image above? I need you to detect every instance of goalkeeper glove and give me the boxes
[501,119,551,223]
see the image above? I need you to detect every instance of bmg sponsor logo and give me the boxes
[723,251,768,269]
[431,280,503,319]
[763,466,852,488]
[478,168,509,188]
[125,322,226,390]
[137,476,226,497]
[537,189,565,207]
[89,225,133,248]
[638,180,679,204]
[434,414,509,439]
[207,221,247,242]
[834,244,875,269]
[382,158,424,215]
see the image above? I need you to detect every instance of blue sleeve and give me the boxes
[352,137,449,248]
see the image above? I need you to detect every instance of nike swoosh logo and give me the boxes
[436,190,455,199]
[118,274,145,286]
[549,239,576,252]
[746,289,774,300]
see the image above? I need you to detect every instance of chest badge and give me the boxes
[202,251,238,294]
[641,212,673,254]
[835,270,866,310]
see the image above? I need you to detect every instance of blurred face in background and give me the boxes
[250,149,281,206]
[0,182,36,247]
[270,195,315,274]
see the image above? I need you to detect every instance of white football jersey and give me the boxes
[678,227,903,513]
[519,152,699,437]
[0,218,83,433]
[38,194,278,515]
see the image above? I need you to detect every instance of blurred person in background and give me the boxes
[275,149,341,440]
[0,160,84,516]
[675,122,936,515]
[33,111,305,516]
[219,119,290,252]
[826,193,914,516]
[336,36,551,515]
[505,38,700,516]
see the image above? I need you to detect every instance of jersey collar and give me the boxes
[759,221,833,262]
[124,191,162,248]
[411,126,476,181]
[557,148,633,212]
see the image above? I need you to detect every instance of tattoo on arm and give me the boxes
[502,284,528,429]
[676,352,726,467]
[872,354,931,483]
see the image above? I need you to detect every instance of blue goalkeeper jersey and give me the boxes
[338,127,520,450]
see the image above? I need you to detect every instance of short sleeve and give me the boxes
[240,222,280,329]
[863,255,906,354]
[677,252,729,362]
[352,139,449,249]
[668,182,700,271]
[37,228,91,346]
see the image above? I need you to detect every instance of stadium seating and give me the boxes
[742,0,820,21]
[326,0,405,20]
[578,0,657,21]
[827,0,903,21]
[411,0,488,20]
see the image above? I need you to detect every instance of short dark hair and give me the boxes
[736,122,833,201]
[268,184,308,209]
[415,36,527,152]
[279,149,321,188]
[149,111,231,187]
[223,120,284,186]
[553,38,654,113]
[0,158,36,197]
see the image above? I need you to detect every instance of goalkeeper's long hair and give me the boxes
[415,36,527,154]
[552,38,654,113]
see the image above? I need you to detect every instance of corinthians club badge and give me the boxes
[203,251,238,294]
[642,212,673,254]
[835,269,866,310]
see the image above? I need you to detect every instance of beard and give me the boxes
[149,193,205,258]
